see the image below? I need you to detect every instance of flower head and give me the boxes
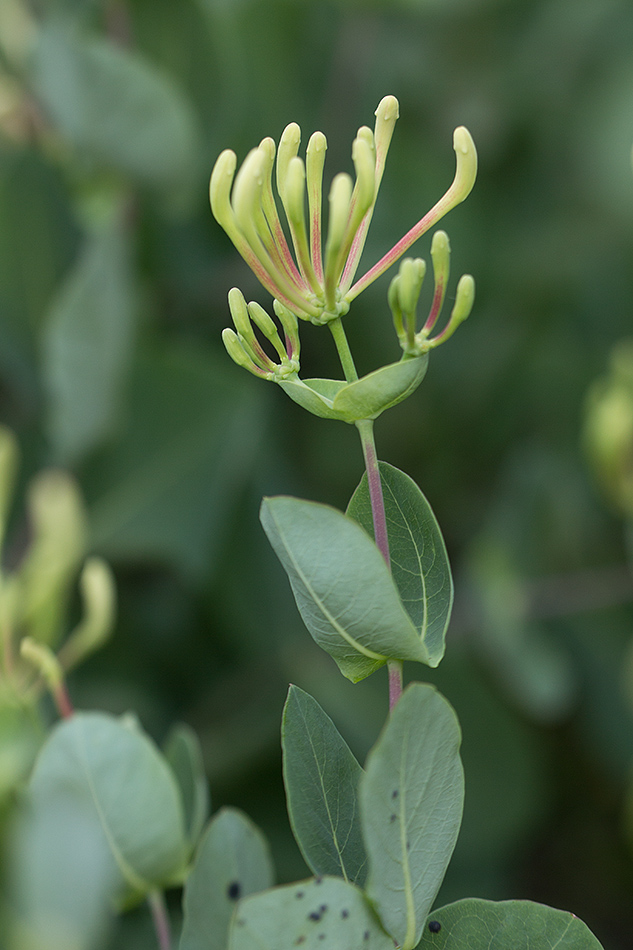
[210,96,477,327]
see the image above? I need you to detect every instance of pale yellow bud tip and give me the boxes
[452,126,477,201]
[375,95,399,123]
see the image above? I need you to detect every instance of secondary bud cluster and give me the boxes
[222,288,300,381]
[388,232,475,356]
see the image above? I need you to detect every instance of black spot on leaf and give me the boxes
[294,937,306,945]
[428,920,442,934]
[227,882,241,901]
[315,876,323,884]
[309,912,322,922]
[390,814,397,822]
[319,905,328,913]
[363,930,370,940]
[341,909,349,919]
[296,891,304,899]
[391,790,399,799]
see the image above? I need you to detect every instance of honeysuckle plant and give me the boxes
[176,95,606,950]
[212,95,476,428]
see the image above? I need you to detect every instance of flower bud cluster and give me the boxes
[211,97,476,327]
[210,95,477,394]
[388,232,475,357]
[222,288,300,381]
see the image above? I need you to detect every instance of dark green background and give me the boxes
[1,0,633,946]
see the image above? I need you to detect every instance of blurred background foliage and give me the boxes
[1,0,633,946]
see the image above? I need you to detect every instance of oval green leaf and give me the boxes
[260,496,429,682]
[28,712,188,903]
[360,683,464,950]
[228,876,394,950]
[332,355,428,420]
[180,808,274,950]
[282,685,367,885]
[347,462,452,667]
[417,898,605,949]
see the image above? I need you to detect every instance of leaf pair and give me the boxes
[261,462,452,682]
[283,683,464,950]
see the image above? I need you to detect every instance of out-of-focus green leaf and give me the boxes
[0,708,41,802]
[31,25,199,186]
[180,807,274,950]
[360,683,463,950]
[282,685,367,885]
[0,425,19,549]
[467,535,576,722]
[228,876,394,950]
[347,462,452,666]
[7,792,116,950]
[260,496,431,682]
[86,344,265,579]
[28,711,188,904]
[42,217,136,465]
[163,723,209,853]
[417,898,604,949]
[11,470,86,648]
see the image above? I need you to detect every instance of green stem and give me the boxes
[355,419,390,569]
[329,318,404,710]
[328,317,358,382]
[356,418,403,710]
[148,890,171,950]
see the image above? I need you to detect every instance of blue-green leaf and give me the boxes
[260,496,430,682]
[347,462,452,667]
[360,683,464,950]
[180,808,274,950]
[417,898,604,949]
[282,685,366,885]
[228,876,393,950]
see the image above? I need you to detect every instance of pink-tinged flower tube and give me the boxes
[210,96,477,327]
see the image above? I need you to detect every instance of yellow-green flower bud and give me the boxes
[58,558,116,671]
[452,126,478,205]
[398,257,426,317]
[276,122,301,204]
[222,327,267,377]
[273,299,301,360]
[0,425,18,553]
[426,274,474,349]
[324,173,353,311]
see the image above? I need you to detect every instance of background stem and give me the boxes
[148,890,171,950]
